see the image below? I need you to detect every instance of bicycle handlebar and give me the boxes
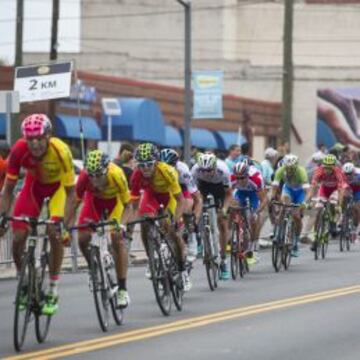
[69,219,119,232]
[5,216,61,227]
[271,201,301,208]
[127,213,169,227]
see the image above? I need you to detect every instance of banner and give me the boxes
[193,70,223,119]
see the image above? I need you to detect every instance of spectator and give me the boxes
[261,147,278,186]
[113,142,135,186]
[225,144,241,172]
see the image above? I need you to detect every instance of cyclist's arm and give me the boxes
[64,185,76,228]
[257,189,268,214]
[0,178,16,216]
[223,186,233,214]
[121,202,132,225]
[174,192,185,223]
[191,190,203,224]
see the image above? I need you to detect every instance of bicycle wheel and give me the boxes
[107,265,123,326]
[242,229,251,274]
[35,240,51,343]
[346,216,353,251]
[272,224,283,272]
[203,228,218,291]
[89,247,110,332]
[148,238,172,316]
[314,211,324,261]
[282,220,292,270]
[339,217,347,252]
[14,252,33,352]
[230,225,239,280]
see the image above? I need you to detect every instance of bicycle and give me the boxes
[339,196,354,252]
[5,216,58,352]
[70,219,124,332]
[200,196,220,291]
[313,199,334,260]
[271,202,300,272]
[228,206,251,280]
[128,212,184,316]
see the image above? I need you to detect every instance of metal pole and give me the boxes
[281,0,294,145]
[5,93,12,146]
[15,0,24,66]
[74,64,85,160]
[107,115,112,156]
[177,0,192,165]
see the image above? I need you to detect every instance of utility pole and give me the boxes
[15,0,24,66]
[176,0,192,165]
[49,0,60,122]
[281,0,294,145]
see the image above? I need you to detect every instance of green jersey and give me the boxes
[272,165,310,190]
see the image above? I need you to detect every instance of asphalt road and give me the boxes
[1,242,360,360]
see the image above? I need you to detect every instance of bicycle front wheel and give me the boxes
[35,243,52,343]
[90,247,110,332]
[282,221,292,270]
[14,252,33,352]
[203,228,218,291]
[230,226,239,280]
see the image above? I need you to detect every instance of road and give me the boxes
[1,242,360,359]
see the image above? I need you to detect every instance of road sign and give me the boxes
[102,98,121,116]
[14,61,73,103]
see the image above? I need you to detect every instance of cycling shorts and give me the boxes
[181,184,192,200]
[12,175,65,231]
[318,185,337,200]
[282,184,305,204]
[234,190,259,211]
[197,180,226,208]
[138,190,176,216]
[78,192,124,232]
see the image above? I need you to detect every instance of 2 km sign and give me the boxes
[14,61,73,103]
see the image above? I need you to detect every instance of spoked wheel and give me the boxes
[243,230,251,274]
[346,218,353,251]
[339,216,347,252]
[272,242,282,272]
[230,226,239,280]
[14,252,33,352]
[170,270,184,311]
[90,247,110,332]
[321,235,329,259]
[314,212,324,261]
[148,240,172,316]
[203,228,218,291]
[107,265,123,326]
[35,243,52,343]
[282,222,292,270]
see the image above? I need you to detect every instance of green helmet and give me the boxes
[85,150,110,176]
[135,143,159,162]
[323,154,337,167]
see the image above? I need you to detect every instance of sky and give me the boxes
[0,0,80,65]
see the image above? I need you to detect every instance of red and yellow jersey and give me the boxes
[6,137,75,187]
[0,156,7,191]
[130,161,182,200]
[76,162,130,204]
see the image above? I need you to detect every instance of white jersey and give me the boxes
[191,159,231,187]
[176,161,198,194]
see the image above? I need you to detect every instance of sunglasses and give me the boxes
[200,168,214,173]
[88,171,107,178]
[235,175,247,180]
[138,161,156,169]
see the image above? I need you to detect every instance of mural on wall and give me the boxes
[317,88,360,150]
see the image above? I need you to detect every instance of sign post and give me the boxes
[0,91,20,145]
[101,98,121,157]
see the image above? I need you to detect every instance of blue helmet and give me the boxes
[160,148,179,166]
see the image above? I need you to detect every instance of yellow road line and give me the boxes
[6,284,360,360]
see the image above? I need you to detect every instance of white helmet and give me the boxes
[284,154,298,168]
[312,151,325,163]
[197,153,217,170]
[264,147,278,160]
[342,162,354,175]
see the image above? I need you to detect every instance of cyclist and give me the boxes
[231,160,268,264]
[305,154,346,250]
[70,150,132,308]
[271,154,310,257]
[130,143,190,291]
[191,153,233,280]
[159,148,203,260]
[342,162,360,242]
[0,114,76,315]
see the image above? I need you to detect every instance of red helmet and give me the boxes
[233,160,249,176]
[21,114,52,139]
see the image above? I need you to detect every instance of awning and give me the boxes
[101,98,165,144]
[0,114,6,136]
[163,125,183,147]
[55,114,101,140]
[214,130,246,150]
[180,128,218,149]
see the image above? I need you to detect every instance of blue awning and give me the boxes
[214,130,247,150]
[55,114,101,140]
[101,98,165,144]
[163,125,183,147]
[180,128,218,149]
[0,114,6,136]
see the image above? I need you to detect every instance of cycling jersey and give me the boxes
[311,166,346,189]
[130,161,182,216]
[273,165,309,190]
[176,161,198,195]
[345,168,360,193]
[231,166,264,192]
[76,163,130,229]
[191,159,231,187]
[7,137,75,186]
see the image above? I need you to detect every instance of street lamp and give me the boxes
[176,0,192,165]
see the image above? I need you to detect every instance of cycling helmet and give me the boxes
[312,151,326,163]
[135,143,159,162]
[197,153,217,170]
[85,150,110,176]
[284,154,298,168]
[233,160,249,176]
[160,148,179,166]
[323,154,337,167]
[264,147,278,160]
[342,162,354,175]
[21,114,52,138]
